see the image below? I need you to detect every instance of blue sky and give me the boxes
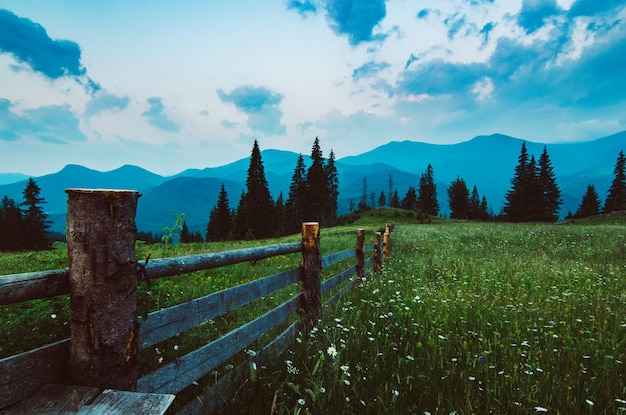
[1,0,625,176]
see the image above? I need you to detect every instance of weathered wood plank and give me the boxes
[139,267,301,349]
[2,384,100,414]
[0,339,70,409]
[321,265,356,296]
[0,242,301,306]
[175,320,303,415]
[81,389,175,415]
[143,242,302,280]
[0,269,69,306]
[137,294,301,394]
[321,248,354,268]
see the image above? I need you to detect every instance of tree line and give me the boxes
[205,138,339,241]
[0,178,51,251]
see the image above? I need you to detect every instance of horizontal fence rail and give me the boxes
[0,189,393,414]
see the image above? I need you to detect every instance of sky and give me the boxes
[1,0,625,177]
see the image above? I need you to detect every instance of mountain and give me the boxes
[0,173,29,185]
[1,132,624,234]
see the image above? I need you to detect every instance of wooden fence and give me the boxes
[0,189,391,414]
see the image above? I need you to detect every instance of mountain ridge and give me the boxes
[1,131,624,233]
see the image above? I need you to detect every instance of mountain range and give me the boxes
[1,131,624,234]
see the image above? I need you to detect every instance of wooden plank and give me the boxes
[321,248,354,268]
[365,244,374,253]
[0,339,70,409]
[139,267,301,349]
[0,269,69,305]
[175,320,303,415]
[2,384,99,415]
[321,265,356,296]
[143,242,302,280]
[0,242,301,306]
[81,389,174,415]
[137,294,301,394]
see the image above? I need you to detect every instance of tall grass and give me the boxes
[224,220,626,414]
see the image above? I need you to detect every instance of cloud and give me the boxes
[517,0,560,33]
[0,8,99,93]
[142,97,180,133]
[325,0,387,45]
[479,22,495,46]
[416,9,431,19]
[0,98,86,143]
[287,0,318,16]
[568,0,625,17]
[85,92,129,117]
[444,13,468,40]
[218,85,286,136]
[352,60,391,81]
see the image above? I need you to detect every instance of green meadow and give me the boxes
[1,211,625,414]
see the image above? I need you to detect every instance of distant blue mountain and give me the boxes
[0,132,624,234]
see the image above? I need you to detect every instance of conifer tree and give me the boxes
[378,190,386,208]
[401,186,418,211]
[0,196,25,251]
[305,137,329,223]
[479,196,490,220]
[325,149,339,223]
[537,146,562,221]
[447,177,470,219]
[274,192,286,237]
[390,189,400,208]
[504,142,538,221]
[241,140,275,239]
[604,150,626,213]
[206,183,232,241]
[574,184,602,218]
[418,164,439,216]
[358,177,368,210]
[20,178,50,250]
[469,185,481,220]
[286,153,307,234]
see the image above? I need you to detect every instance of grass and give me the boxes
[1,211,625,414]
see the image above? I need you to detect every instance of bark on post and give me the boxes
[65,189,141,391]
[383,225,390,260]
[356,229,365,280]
[374,231,382,273]
[300,222,321,331]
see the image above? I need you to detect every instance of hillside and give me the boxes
[1,131,624,233]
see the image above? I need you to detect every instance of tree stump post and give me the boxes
[356,229,365,280]
[383,225,390,260]
[65,189,141,391]
[300,222,321,331]
[374,231,382,273]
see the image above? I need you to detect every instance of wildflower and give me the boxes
[319,387,326,394]
[343,379,351,385]
[50,314,57,319]
[327,345,338,358]
[585,399,594,406]
[158,357,164,364]
[297,398,305,406]
[534,406,548,412]
[392,389,399,396]
[340,365,350,373]
[173,345,179,351]
[360,399,366,406]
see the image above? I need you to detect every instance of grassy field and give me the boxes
[1,211,625,414]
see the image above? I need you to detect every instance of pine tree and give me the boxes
[447,177,470,219]
[231,190,248,240]
[469,185,481,220]
[390,189,400,208]
[378,190,386,208]
[240,140,275,239]
[401,186,418,211]
[418,164,439,216]
[325,149,339,223]
[0,196,25,251]
[504,142,541,222]
[574,184,602,218]
[537,146,562,221]
[285,154,307,234]
[604,150,626,213]
[206,183,232,241]
[274,192,287,237]
[305,137,330,223]
[479,196,490,221]
[20,178,50,250]
[358,176,368,210]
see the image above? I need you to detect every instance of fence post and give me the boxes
[374,231,382,273]
[356,229,365,280]
[65,189,141,390]
[301,222,321,331]
[383,225,390,260]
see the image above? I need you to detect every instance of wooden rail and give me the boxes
[0,189,391,414]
